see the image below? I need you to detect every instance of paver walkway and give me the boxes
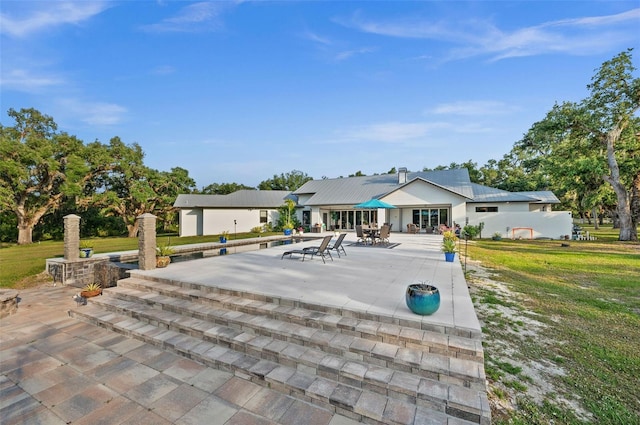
[0,286,361,424]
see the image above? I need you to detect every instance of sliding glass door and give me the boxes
[412,208,449,232]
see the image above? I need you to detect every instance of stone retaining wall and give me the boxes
[0,289,19,319]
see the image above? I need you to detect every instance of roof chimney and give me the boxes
[398,167,408,184]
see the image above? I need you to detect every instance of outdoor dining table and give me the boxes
[362,227,379,243]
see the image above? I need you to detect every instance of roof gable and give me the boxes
[295,169,475,205]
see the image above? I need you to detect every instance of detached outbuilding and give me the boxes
[173,190,294,236]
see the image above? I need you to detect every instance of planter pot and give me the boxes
[219,248,227,255]
[444,252,456,262]
[156,256,171,268]
[219,236,227,243]
[492,236,502,241]
[405,284,440,315]
[283,229,292,236]
[80,289,101,298]
[79,248,93,258]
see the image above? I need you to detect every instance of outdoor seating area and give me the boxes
[355,224,392,246]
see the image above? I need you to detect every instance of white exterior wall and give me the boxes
[179,208,202,237]
[179,208,281,236]
[466,209,573,239]
[382,182,467,232]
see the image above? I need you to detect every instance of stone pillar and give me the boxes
[137,213,157,270]
[64,214,81,260]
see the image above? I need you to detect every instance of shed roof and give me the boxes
[173,190,293,208]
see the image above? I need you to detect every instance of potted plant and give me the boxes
[405,282,440,315]
[79,240,94,258]
[283,222,294,236]
[441,231,457,262]
[492,232,502,241]
[156,242,174,268]
[219,230,229,243]
[80,282,102,298]
[297,226,304,235]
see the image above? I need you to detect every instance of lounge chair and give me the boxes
[328,233,347,257]
[281,235,333,263]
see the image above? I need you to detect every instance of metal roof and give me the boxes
[173,190,294,208]
[467,185,561,203]
[173,171,560,209]
[294,169,475,206]
[467,183,536,203]
[514,191,561,204]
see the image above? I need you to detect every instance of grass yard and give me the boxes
[465,225,640,424]
[0,232,276,288]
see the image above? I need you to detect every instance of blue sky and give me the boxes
[1,1,639,189]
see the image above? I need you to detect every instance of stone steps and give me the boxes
[111,278,484,386]
[120,276,484,359]
[69,276,490,424]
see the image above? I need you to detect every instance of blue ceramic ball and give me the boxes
[406,284,440,315]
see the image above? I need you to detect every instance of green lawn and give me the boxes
[465,224,640,424]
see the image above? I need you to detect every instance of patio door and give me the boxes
[412,208,450,231]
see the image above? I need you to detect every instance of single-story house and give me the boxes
[175,168,572,239]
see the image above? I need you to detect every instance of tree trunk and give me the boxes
[592,207,599,230]
[127,220,140,238]
[603,128,637,241]
[17,224,33,245]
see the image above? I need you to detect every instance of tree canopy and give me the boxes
[258,170,312,191]
[0,108,88,244]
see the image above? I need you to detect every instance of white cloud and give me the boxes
[0,1,110,38]
[336,121,448,143]
[141,1,240,33]
[431,101,517,116]
[0,69,63,92]
[334,47,375,61]
[151,65,176,76]
[301,29,332,46]
[59,99,128,126]
[338,8,640,61]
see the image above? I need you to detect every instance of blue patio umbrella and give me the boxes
[353,199,396,209]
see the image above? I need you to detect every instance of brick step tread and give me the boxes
[69,305,489,425]
[117,276,483,361]
[100,287,484,387]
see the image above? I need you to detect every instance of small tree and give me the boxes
[276,199,300,230]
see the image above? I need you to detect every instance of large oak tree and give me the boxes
[0,108,88,244]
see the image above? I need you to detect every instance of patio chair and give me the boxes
[407,223,419,234]
[281,235,333,263]
[328,233,347,257]
[373,225,390,245]
[355,225,370,245]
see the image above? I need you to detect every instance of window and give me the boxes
[260,210,268,223]
[475,206,498,213]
